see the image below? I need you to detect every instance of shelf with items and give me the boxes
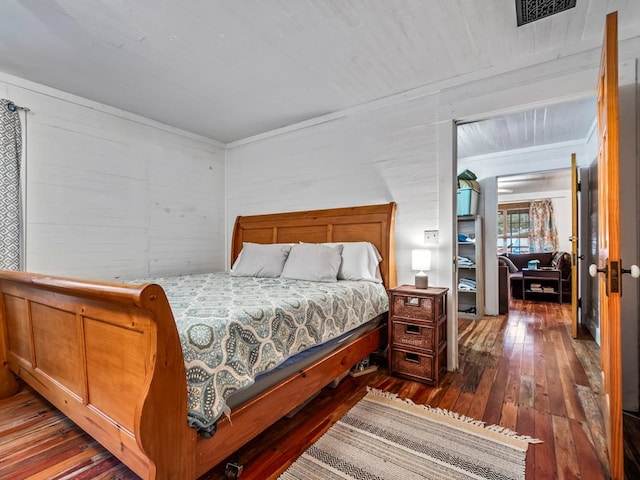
[522,268,562,303]
[457,215,483,319]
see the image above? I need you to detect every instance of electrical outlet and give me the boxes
[424,230,439,244]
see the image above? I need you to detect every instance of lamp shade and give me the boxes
[411,249,432,272]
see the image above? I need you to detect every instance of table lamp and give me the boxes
[412,249,431,289]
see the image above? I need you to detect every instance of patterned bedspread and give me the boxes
[137,272,388,434]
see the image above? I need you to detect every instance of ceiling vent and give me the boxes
[515,0,576,26]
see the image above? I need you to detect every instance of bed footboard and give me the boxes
[0,271,196,480]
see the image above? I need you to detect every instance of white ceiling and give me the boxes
[2,1,639,144]
[457,97,596,159]
[498,169,571,197]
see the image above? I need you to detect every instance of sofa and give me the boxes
[499,252,572,302]
[498,260,510,314]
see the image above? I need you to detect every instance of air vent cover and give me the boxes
[516,0,576,26]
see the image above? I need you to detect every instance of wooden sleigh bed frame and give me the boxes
[0,202,397,479]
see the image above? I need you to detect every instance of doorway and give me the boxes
[456,96,597,316]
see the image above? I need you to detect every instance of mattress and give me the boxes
[226,312,386,410]
[135,272,389,434]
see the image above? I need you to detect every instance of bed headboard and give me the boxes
[231,202,397,288]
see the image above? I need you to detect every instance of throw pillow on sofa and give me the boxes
[498,255,519,273]
[551,251,571,279]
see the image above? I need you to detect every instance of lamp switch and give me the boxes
[424,230,439,244]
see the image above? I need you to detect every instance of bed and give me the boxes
[0,202,396,479]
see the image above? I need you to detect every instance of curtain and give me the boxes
[529,199,558,253]
[0,99,22,270]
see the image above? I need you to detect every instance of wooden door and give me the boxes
[570,153,578,338]
[596,11,623,479]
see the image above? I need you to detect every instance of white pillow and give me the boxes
[322,242,383,283]
[231,243,292,278]
[280,243,343,282]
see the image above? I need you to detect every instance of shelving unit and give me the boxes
[457,215,484,319]
[522,268,562,303]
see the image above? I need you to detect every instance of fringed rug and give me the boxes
[280,387,541,480]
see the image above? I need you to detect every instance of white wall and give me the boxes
[478,177,497,315]
[0,72,227,280]
[618,67,639,411]
[227,93,442,288]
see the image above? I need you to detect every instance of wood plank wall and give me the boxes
[0,73,227,280]
[226,94,441,287]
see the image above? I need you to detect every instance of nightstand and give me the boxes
[388,284,448,385]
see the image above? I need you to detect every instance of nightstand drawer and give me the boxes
[390,348,434,382]
[391,321,435,351]
[392,295,435,321]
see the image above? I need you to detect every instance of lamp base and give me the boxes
[414,274,429,289]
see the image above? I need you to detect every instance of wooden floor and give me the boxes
[624,411,640,479]
[1,299,636,479]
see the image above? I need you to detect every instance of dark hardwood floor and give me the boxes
[624,411,640,479]
[1,299,636,479]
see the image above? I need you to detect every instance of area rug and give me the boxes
[279,387,541,480]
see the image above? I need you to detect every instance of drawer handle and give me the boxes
[405,324,420,335]
[404,296,420,306]
[405,352,420,363]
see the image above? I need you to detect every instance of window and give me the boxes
[498,202,531,254]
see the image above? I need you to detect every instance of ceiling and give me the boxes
[2,1,639,144]
[498,169,571,197]
[457,97,596,159]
